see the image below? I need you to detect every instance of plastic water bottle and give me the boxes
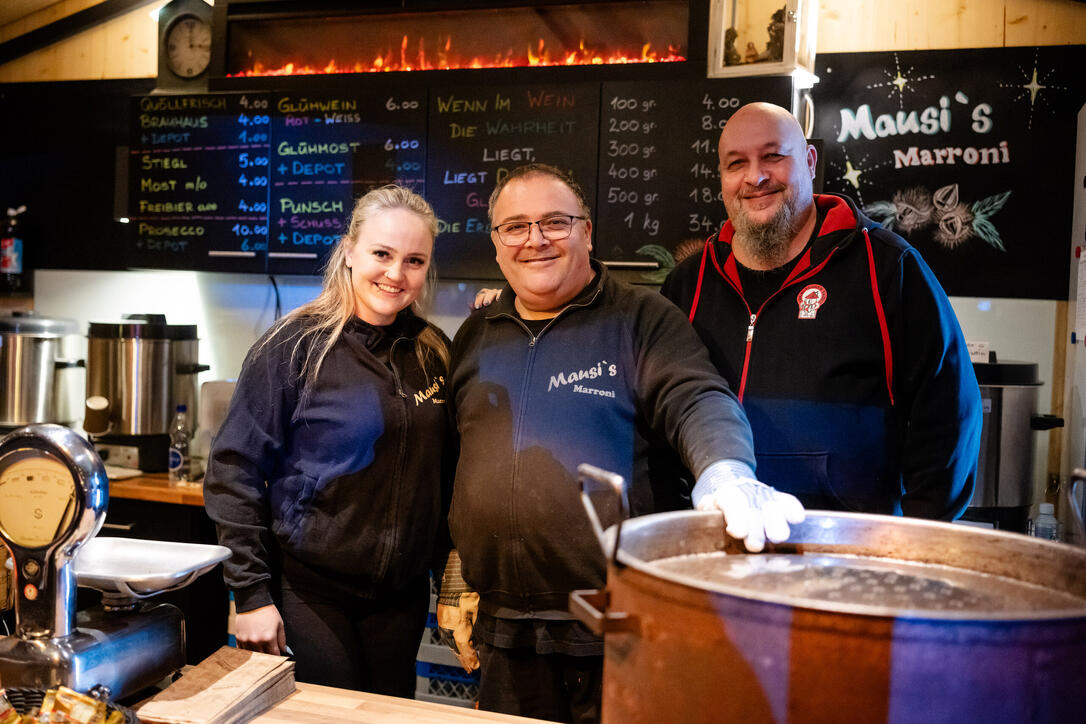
[1031,502,1061,542]
[168,404,191,483]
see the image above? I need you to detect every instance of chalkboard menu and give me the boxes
[268,90,427,274]
[812,45,1086,300]
[594,76,791,266]
[128,93,270,273]
[129,90,427,274]
[127,74,794,279]
[425,83,600,278]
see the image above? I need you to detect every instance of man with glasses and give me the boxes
[438,163,803,722]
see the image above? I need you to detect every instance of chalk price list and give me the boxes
[232,96,271,257]
[269,94,363,273]
[686,93,737,236]
[597,86,671,260]
[267,91,428,274]
[129,93,271,272]
[593,77,791,264]
[382,96,426,191]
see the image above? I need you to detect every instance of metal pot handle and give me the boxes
[175,363,210,375]
[569,589,639,635]
[1067,469,1086,548]
[577,463,629,568]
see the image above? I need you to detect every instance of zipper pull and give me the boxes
[746,314,757,342]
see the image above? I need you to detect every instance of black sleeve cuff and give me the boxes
[232,581,274,613]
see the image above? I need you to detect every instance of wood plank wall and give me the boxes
[0,0,163,82]
[0,0,1082,82]
[819,0,1084,52]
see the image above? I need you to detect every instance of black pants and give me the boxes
[279,569,429,697]
[476,642,603,724]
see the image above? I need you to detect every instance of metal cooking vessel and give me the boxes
[571,505,1086,724]
[0,311,81,427]
[969,361,1062,528]
[85,315,205,436]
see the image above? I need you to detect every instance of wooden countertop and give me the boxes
[249,683,545,723]
[109,473,205,507]
[137,682,546,723]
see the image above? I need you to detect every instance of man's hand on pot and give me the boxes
[692,459,805,552]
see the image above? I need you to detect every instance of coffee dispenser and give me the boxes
[84,314,208,472]
[0,311,84,433]
[962,356,1063,533]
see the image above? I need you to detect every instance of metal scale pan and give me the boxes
[0,424,228,700]
[74,537,229,606]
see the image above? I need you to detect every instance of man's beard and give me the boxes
[730,188,804,269]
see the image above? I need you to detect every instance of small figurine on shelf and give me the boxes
[761,7,786,62]
[744,41,760,63]
[724,27,741,65]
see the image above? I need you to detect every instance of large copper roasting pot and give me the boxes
[570,466,1086,724]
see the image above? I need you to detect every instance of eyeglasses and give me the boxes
[490,214,587,247]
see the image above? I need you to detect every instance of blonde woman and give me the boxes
[204,186,453,696]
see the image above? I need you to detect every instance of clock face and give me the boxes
[0,454,76,549]
[166,15,212,79]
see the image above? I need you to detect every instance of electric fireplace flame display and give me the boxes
[227,1,688,76]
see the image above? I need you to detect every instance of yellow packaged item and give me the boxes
[36,688,104,724]
[36,690,56,715]
[0,689,20,724]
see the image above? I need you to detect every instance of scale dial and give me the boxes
[0,453,76,548]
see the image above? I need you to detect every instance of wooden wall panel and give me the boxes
[817,0,1086,53]
[0,0,159,82]
[0,0,116,43]
[1003,0,1086,46]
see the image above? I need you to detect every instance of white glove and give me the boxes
[692,460,805,552]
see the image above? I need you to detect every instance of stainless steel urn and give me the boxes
[0,311,82,428]
[85,314,205,437]
[966,359,1063,532]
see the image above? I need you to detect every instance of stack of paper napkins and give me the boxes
[138,647,295,724]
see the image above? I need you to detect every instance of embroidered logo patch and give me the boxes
[797,284,827,319]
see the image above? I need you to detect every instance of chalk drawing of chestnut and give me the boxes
[935,203,975,248]
[892,188,933,233]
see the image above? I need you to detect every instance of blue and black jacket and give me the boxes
[204,311,455,613]
[448,261,755,617]
[661,193,982,519]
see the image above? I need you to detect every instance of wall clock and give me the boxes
[156,0,213,92]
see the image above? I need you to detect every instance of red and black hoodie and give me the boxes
[661,193,982,519]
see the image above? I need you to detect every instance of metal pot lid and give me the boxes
[0,310,79,336]
[88,315,197,341]
[973,360,1040,386]
[611,510,1086,622]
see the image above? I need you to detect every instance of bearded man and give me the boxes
[661,102,983,519]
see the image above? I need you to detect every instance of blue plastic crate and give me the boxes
[415,659,479,705]
[416,660,480,685]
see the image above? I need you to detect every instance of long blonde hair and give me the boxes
[263,185,448,392]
